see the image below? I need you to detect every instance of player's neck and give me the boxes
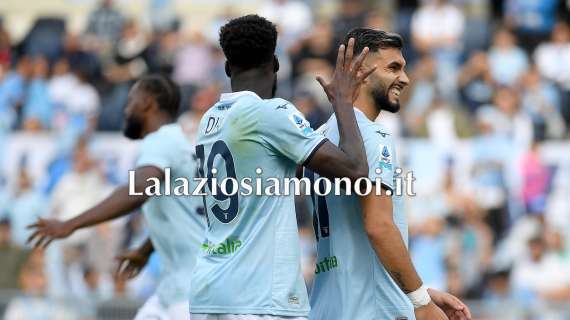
[354,93,380,122]
[142,114,172,138]
[230,70,274,99]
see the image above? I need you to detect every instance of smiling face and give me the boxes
[363,47,409,113]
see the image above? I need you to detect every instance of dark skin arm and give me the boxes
[305,38,375,182]
[27,166,163,249]
[115,238,154,280]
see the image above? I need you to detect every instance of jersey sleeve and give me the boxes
[257,99,327,165]
[136,129,174,169]
[365,129,396,191]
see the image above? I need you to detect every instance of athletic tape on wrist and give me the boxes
[407,285,431,308]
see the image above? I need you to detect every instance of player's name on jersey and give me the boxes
[127,167,417,197]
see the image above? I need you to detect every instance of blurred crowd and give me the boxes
[1,0,570,318]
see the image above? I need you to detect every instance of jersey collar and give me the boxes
[220,91,262,102]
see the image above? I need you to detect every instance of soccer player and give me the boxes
[190,15,375,320]
[307,28,472,320]
[27,74,204,320]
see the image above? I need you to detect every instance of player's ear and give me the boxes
[225,61,232,77]
[273,55,279,73]
[142,95,155,112]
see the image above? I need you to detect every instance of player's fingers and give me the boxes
[335,44,345,72]
[344,38,355,70]
[26,231,39,244]
[34,235,47,249]
[453,310,467,320]
[129,267,141,279]
[460,303,472,319]
[315,76,327,90]
[351,46,369,73]
[127,265,140,279]
[316,76,333,101]
[27,222,40,229]
[115,259,126,277]
[357,65,377,83]
[41,238,53,250]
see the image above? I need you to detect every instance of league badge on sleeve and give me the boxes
[288,112,314,135]
[379,144,393,170]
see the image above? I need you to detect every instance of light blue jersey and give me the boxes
[136,123,205,307]
[190,91,326,316]
[308,109,414,320]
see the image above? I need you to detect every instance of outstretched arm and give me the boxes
[27,166,163,249]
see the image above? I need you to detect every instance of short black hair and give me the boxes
[343,28,403,56]
[219,14,277,70]
[136,74,181,118]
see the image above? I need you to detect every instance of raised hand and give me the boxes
[428,288,472,320]
[316,37,377,104]
[27,218,74,249]
[115,248,150,280]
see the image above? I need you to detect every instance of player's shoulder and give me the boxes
[144,123,187,146]
[251,97,296,116]
[360,121,395,155]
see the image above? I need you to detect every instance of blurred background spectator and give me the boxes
[0,0,569,318]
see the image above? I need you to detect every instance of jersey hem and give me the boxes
[190,306,309,317]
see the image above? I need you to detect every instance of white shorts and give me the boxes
[134,294,191,320]
[192,315,306,320]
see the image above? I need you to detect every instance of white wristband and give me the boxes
[407,285,431,308]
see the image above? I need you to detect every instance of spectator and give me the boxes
[470,106,512,242]
[404,54,437,135]
[84,0,125,54]
[105,20,150,84]
[504,0,560,53]
[0,21,11,66]
[519,65,565,139]
[331,0,367,45]
[4,250,78,320]
[291,90,328,128]
[0,219,30,289]
[461,0,492,53]
[62,33,101,84]
[411,0,465,97]
[458,51,495,113]
[411,0,465,53]
[259,0,313,49]
[0,57,32,131]
[511,235,570,303]
[50,138,112,246]
[488,27,529,86]
[289,21,336,80]
[520,141,552,215]
[489,86,534,149]
[99,20,149,130]
[178,81,221,143]
[148,0,177,32]
[22,56,54,131]
[5,166,45,247]
[172,31,214,91]
[534,21,570,125]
